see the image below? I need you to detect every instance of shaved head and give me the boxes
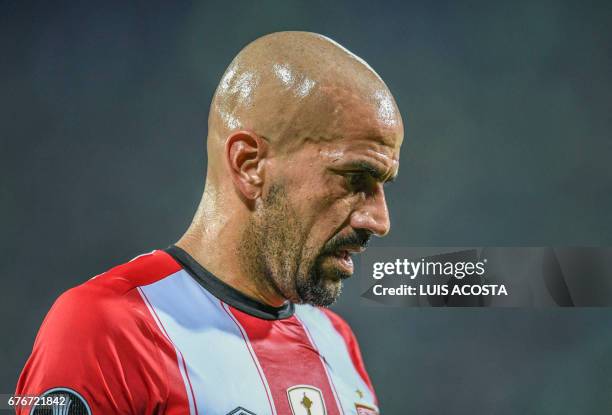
[206,31,403,175]
[179,31,404,307]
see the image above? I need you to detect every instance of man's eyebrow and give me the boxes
[338,160,397,183]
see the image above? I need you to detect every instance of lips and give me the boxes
[330,251,354,275]
[328,246,365,276]
[334,245,366,256]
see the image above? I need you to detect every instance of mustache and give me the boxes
[322,229,371,255]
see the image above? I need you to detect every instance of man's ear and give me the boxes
[225,130,268,201]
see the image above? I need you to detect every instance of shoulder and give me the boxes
[17,250,183,408]
[294,304,360,351]
[40,249,182,334]
[84,249,182,296]
[318,307,353,332]
[315,307,376,395]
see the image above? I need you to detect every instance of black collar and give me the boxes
[165,245,295,320]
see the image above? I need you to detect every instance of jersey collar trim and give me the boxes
[165,245,295,320]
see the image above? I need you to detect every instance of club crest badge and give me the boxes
[287,385,327,415]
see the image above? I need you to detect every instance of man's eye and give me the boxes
[345,173,371,191]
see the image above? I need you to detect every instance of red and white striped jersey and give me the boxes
[16,246,379,415]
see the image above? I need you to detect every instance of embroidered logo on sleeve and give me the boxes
[31,387,91,415]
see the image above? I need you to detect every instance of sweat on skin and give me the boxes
[177,31,404,308]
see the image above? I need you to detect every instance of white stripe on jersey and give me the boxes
[295,305,379,414]
[139,270,276,415]
[138,285,197,415]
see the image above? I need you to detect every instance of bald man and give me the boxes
[16,32,403,415]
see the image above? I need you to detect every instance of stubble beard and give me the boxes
[240,183,343,307]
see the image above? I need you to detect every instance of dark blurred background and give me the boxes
[2,1,612,413]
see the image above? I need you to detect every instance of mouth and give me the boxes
[327,246,365,276]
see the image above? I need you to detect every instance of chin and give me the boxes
[317,278,344,306]
[296,276,343,307]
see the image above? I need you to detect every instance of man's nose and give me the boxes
[349,185,391,237]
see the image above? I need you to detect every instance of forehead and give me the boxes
[317,135,401,172]
[318,80,403,148]
[295,90,403,175]
[276,75,403,168]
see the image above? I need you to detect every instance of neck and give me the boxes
[175,196,287,308]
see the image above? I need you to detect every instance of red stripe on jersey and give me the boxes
[320,308,377,401]
[228,306,341,415]
[294,313,345,413]
[221,302,276,415]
